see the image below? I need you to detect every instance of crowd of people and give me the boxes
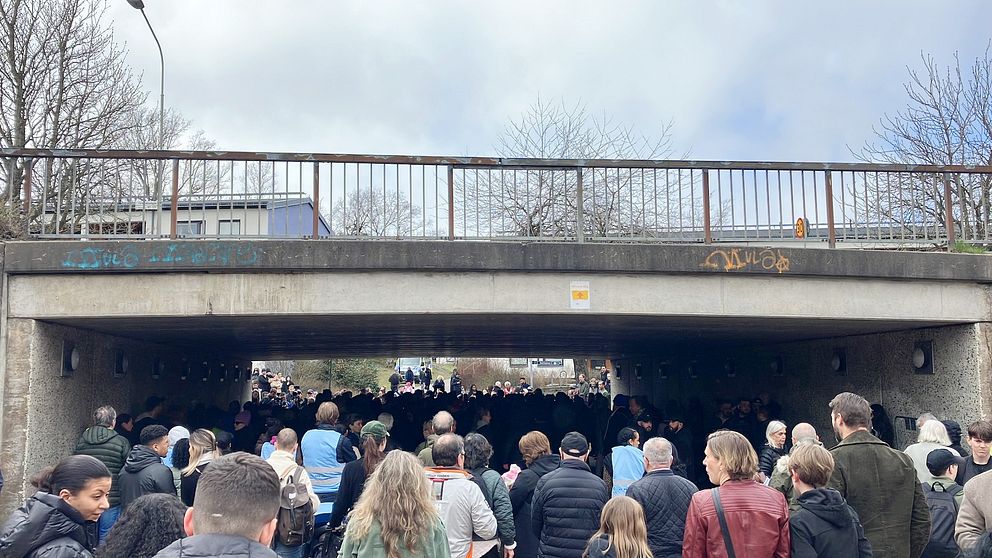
[4,376,992,558]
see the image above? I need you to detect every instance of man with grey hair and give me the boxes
[917,412,937,431]
[74,405,131,542]
[419,411,456,466]
[378,412,399,452]
[424,433,497,558]
[626,437,697,558]
[154,452,281,557]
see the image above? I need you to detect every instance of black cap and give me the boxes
[637,413,655,424]
[560,432,590,457]
[926,448,965,476]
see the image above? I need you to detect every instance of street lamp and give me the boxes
[128,0,166,232]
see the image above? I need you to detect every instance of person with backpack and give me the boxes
[787,443,872,557]
[922,448,964,558]
[267,429,319,558]
[464,433,516,558]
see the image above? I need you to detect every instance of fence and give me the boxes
[2,148,991,249]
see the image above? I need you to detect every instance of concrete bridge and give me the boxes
[1,238,991,511]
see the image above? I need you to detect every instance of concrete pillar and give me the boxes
[0,318,249,514]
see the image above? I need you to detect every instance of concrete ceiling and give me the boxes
[46,313,961,360]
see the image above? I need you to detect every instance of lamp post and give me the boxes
[127,0,166,232]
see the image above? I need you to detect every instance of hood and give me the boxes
[529,454,561,476]
[942,420,963,444]
[124,445,166,473]
[81,425,119,445]
[797,488,855,528]
[155,533,274,558]
[0,492,90,556]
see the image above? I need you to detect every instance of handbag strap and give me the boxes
[711,487,737,558]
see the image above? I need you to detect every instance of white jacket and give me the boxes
[267,449,321,514]
[425,467,497,558]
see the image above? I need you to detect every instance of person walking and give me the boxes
[626,437,697,558]
[118,425,175,511]
[73,405,131,542]
[683,430,790,557]
[582,496,652,558]
[0,455,112,557]
[509,432,560,558]
[337,450,450,558]
[267,429,321,558]
[827,392,930,558]
[532,432,609,558]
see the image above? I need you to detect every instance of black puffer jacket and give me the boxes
[531,459,608,558]
[790,488,872,558]
[510,455,560,558]
[626,469,698,558]
[583,535,617,558]
[152,533,277,557]
[759,444,788,477]
[0,492,96,558]
[117,445,175,510]
[74,426,130,507]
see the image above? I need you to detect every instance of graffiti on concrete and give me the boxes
[700,248,790,273]
[61,242,260,270]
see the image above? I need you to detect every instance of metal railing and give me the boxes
[2,148,991,249]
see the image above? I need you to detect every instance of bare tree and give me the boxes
[454,98,706,239]
[329,187,425,236]
[858,48,992,239]
[0,0,145,206]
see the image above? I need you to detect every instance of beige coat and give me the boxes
[955,468,992,551]
[267,449,321,514]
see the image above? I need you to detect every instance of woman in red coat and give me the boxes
[683,430,790,558]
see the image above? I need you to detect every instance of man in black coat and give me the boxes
[532,432,608,558]
[626,437,697,558]
[117,425,175,511]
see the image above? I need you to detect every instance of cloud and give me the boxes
[110,0,992,161]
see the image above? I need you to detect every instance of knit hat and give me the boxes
[168,426,190,447]
[361,420,389,439]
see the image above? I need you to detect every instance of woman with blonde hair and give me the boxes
[179,429,218,506]
[904,418,960,483]
[683,430,790,557]
[509,431,560,558]
[338,450,449,558]
[759,420,788,481]
[583,496,652,558]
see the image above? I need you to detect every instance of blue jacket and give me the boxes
[610,445,644,497]
[302,426,344,494]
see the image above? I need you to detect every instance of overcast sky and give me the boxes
[108,1,992,162]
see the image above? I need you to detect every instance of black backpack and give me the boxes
[276,466,315,547]
[469,467,496,511]
[921,481,963,558]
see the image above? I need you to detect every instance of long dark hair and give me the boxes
[96,493,187,558]
[171,438,191,470]
[361,433,387,477]
[31,455,110,495]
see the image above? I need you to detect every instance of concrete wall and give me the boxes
[0,318,249,514]
[611,323,991,450]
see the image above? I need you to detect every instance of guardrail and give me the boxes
[2,148,991,249]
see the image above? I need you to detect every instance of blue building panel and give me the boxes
[268,200,331,237]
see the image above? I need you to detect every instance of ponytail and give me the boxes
[31,455,110,495]
[361,434,386,477]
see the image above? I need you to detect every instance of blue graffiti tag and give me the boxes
[62,242,260,270]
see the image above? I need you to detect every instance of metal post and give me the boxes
[943,172,956,249]
[447,166,455,240]
[576,167,585,242]
[169,159,179,239]
[825,171,836,248]
[702,170,712,244]
[21,159,32,216]
[312,162,320,239]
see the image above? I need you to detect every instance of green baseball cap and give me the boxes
[361,420,389,439]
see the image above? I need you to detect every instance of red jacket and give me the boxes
[682,480,790,558]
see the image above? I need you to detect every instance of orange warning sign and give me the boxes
[795,217,807,239]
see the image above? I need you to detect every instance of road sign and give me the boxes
[795,217,808,239]
[570,281,590,310]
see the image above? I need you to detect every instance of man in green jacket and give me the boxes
[827,392,931,558]
[74,405,131,542]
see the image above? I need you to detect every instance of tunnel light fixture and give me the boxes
[180,358,189,381]
[770,355,784,377]
[114,351,128,378]
[658,362,670,380]
[688,361,698,379]
[614,365,622,380]
[202,361,210,382]
[724,359,736,378]
[219,363,227,382]
[831,348,847,374]
[912,340,934,374]
[61,340,78,377]
[152,357,164,380]
[635,363,643,380]
[234,364,241,382]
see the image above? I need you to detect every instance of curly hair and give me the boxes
[96,493,186,558]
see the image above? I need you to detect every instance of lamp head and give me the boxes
[127,0,145,9]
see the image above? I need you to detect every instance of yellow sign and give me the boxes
[795,217,807,239]
[570,281,590,310]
